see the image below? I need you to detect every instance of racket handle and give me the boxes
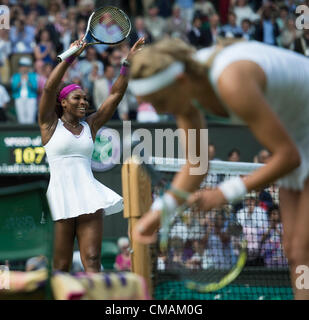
[57,44,82,62]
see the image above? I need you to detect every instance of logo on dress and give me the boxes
[91,126,121,172]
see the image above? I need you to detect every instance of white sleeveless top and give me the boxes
[44,119,123,221]
[195,41,309,190]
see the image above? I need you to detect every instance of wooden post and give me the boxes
[121,157,153,296]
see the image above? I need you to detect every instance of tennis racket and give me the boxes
[141,158,248,294]
[57,6,131,62]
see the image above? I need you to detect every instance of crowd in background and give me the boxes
[142,140,287,271]
[157,145,287,271]
[0,0,308,124]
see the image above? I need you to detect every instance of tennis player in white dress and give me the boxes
[129,38,309,299]
[39,37,144,273]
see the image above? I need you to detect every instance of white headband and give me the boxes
[129,62,185,96]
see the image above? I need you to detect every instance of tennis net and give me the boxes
[148,157,293,300]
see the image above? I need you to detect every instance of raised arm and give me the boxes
[86,38,145,137]
[38,39,86,127]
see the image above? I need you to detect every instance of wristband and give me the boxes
[218,177,247,204]
[120,65,129,76]
[121,58,130,67]
[151,193,177,213]
[169,186,191,201]
[65,56,76,65]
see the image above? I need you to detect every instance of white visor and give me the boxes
[129,62,185,96]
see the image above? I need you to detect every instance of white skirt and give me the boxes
[47,157,123,221]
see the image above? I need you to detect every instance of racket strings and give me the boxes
[90,7,130,42]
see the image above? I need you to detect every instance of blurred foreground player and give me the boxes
[130,38,309,299]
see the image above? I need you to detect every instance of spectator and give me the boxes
[201,211,236,269]
[165,4,190,41]
[157,249,167,270]
[185,240,203,269]
[294,29,309,57]
[24,0,47,16]
[0,83,10,122]
[227,148,240,162]
[207,13,221,45]
[176,0,194,24]
[25,11,39,30]
[11,57,38,124]
[237,193,269,229]
[254,4,280,46]
[66,58,83,84]
[194,0,217,18]
[47,1,62,24]
[208,143,216,161]
[237,193,269,265]
[155,0,174,18]
[219,0,232,25]
[77,47,104,94]
[59,17,74,52]
[0,30,11,85]
[231,0,260,27]
[34,29,57,65]
[221,11,243,38]
[285,0,297,14]
[280,16,302,49]
[137,102,160,123]
[260,204,288,268]
[188,16,211,48]
[129,16,153,47]
[257,149,271,164]
[93,64,114,110]
[115,237,131,271]
[37,63,53,101]
[144,4,166,42]
[276,5,289,33]
[10,16,36,55]
[77,0,95,23]
[168,237,185,269]
[169,216,189,243]
[241,18,254,40]
[108,48,124,75]
[93,64,129,120]
[87,62,101,97]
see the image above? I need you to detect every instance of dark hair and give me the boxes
[55,82,68,118]
[228,148,240,158]
[268,204,280,215]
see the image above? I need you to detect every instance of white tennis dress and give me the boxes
[195,41,309,191]
[44,119,123,221]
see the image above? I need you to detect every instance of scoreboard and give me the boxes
[0,132,49,175]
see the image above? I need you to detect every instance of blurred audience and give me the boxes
[0,83,10,122]
[114,237,131,271]
[11,57,38,124]
[0,0,306,124]
[228,148,241,162]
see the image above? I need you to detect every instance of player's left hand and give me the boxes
[187,188,227,212]
[126,37,145,61]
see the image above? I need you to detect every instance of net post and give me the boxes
[121,157,153,296]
